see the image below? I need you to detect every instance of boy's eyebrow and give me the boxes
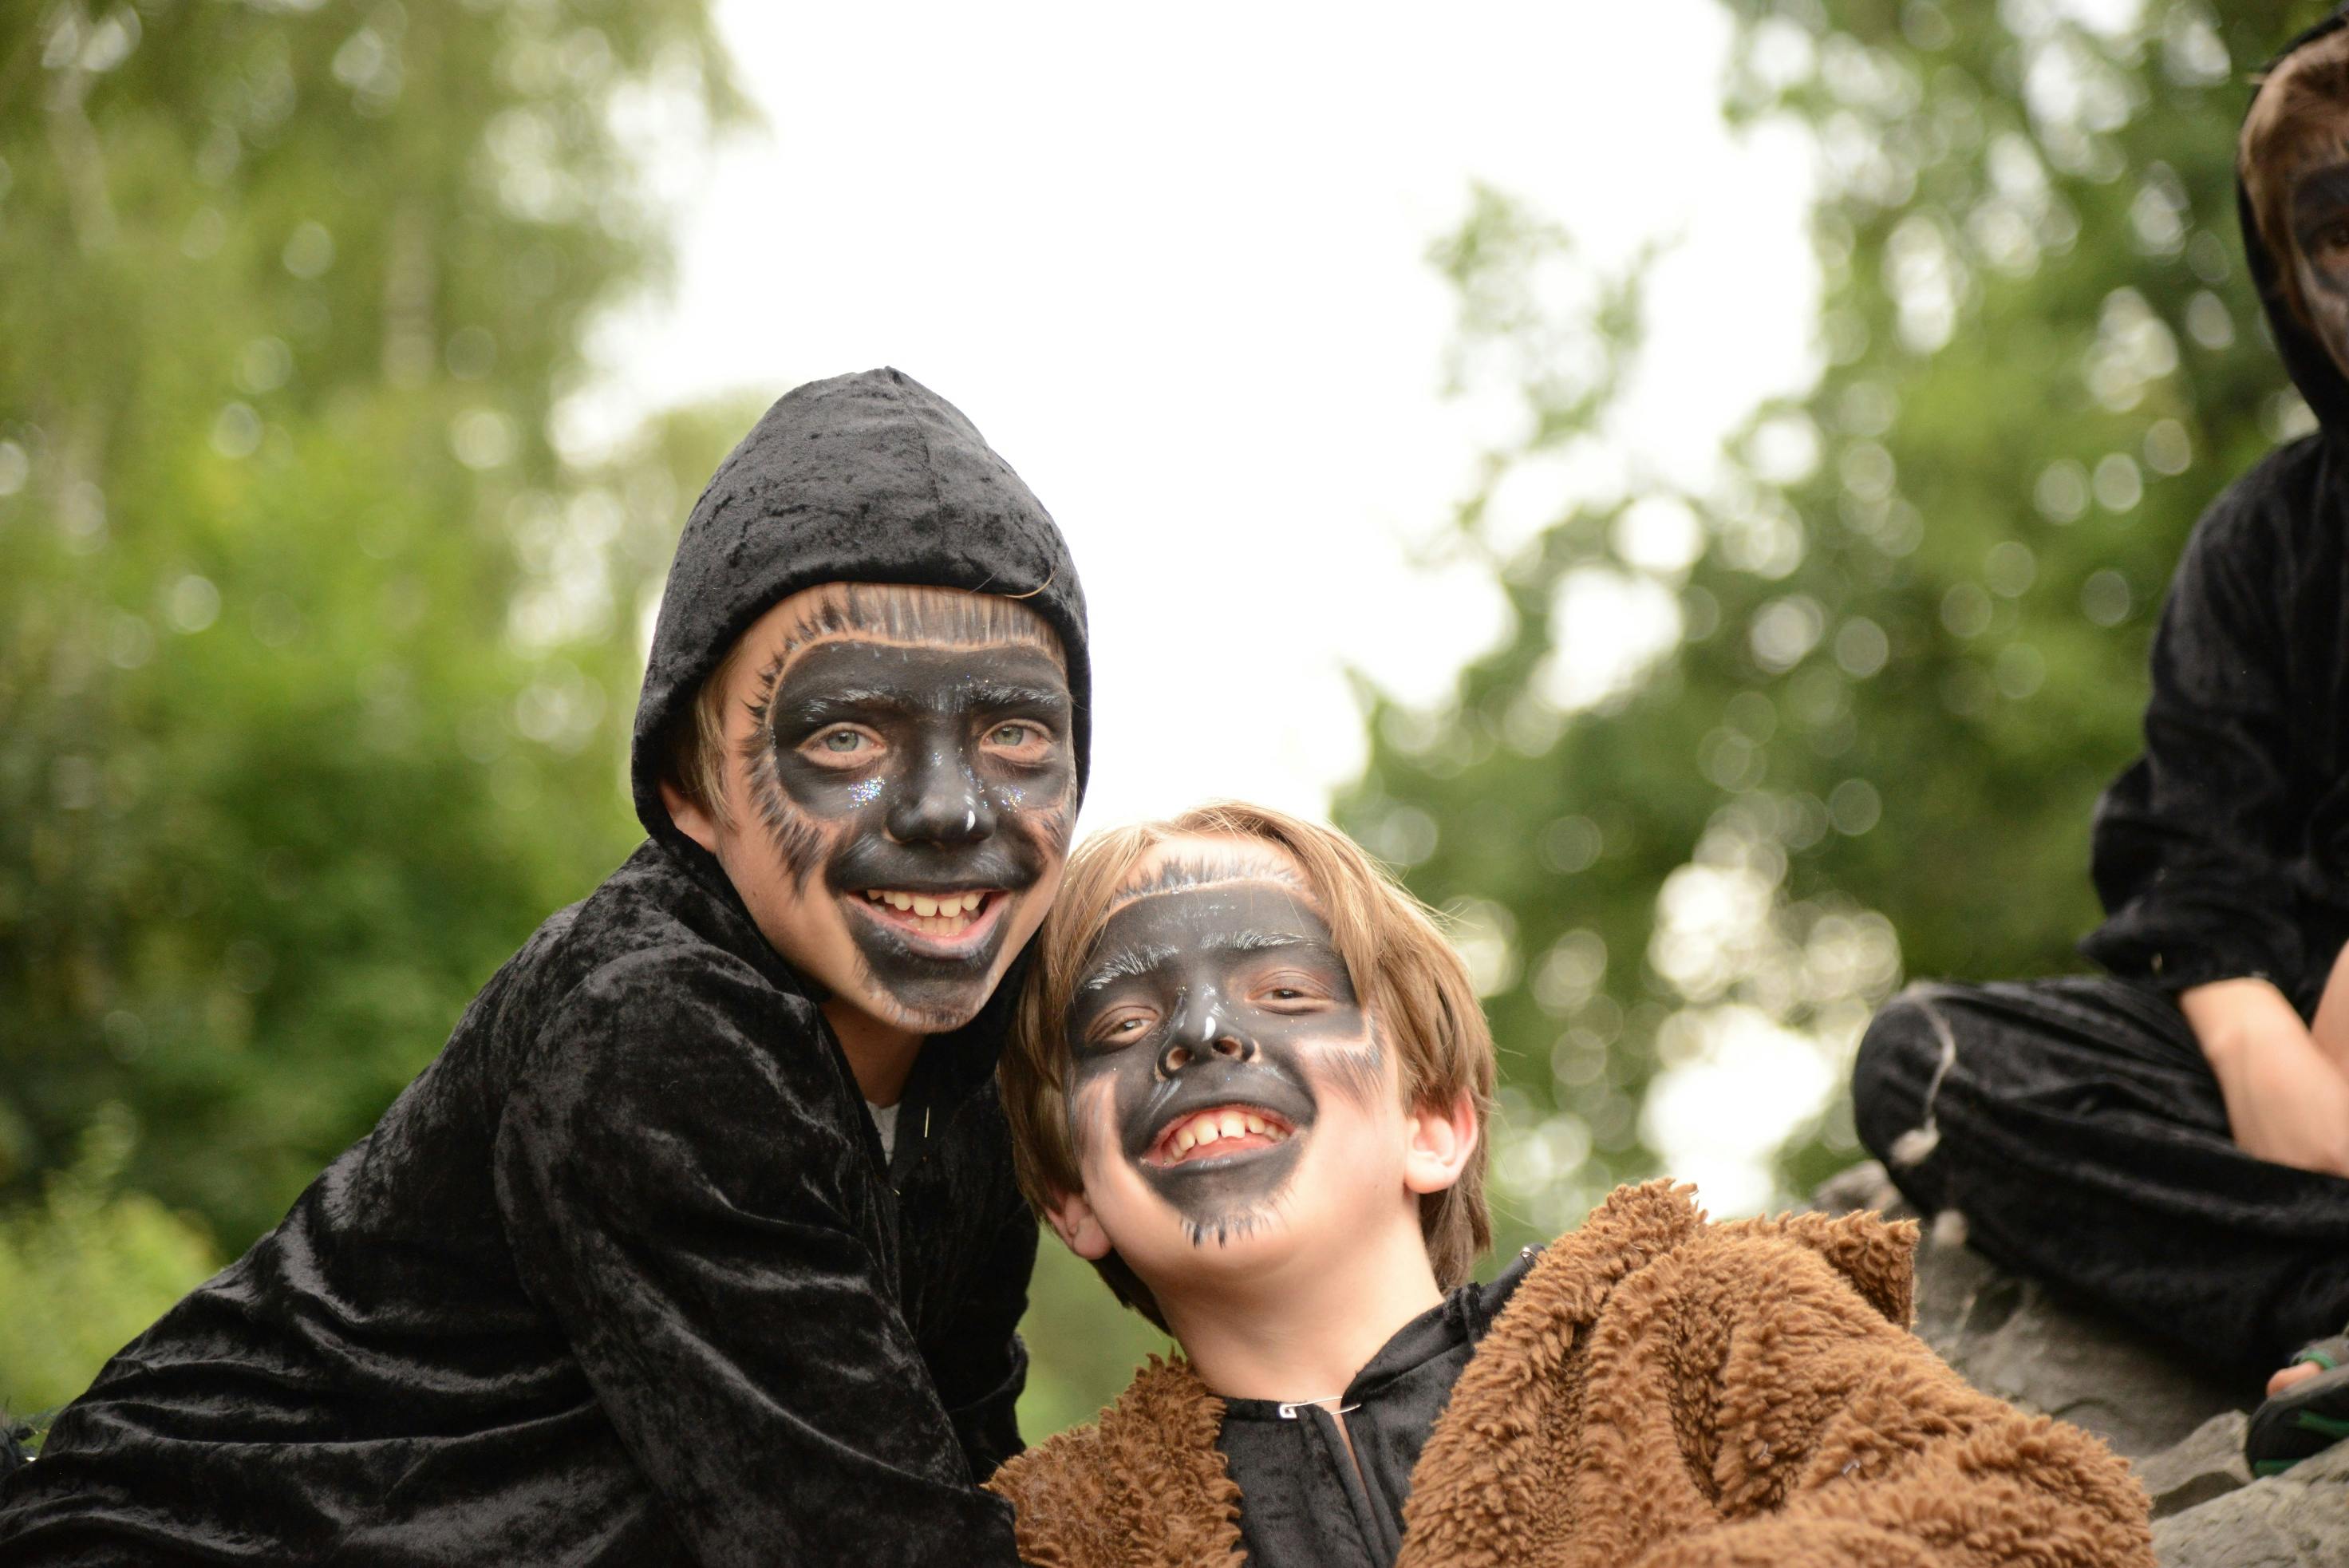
[2293,163,2349,235]
[764,687,918,726]
[962,681,1072,711]
[1076,942,1178,994]
[768,681,1069,722]
[1209,928,1317,954]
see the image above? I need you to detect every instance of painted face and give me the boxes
[697,583,1076,1037]
[1063,839,1393,1259]
[2291,156,2349,379]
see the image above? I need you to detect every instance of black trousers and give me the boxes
[1853,977,2349,1373]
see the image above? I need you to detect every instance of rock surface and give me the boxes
[1808,1161,2349,1564]
[1809,1161,2252,1459]
[2132,1412,2252,1521]
[2152,1436,2349,1567]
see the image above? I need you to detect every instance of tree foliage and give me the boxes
[1337,0,2327,1246]
[0,0,742,1253]
[6,0,2328,1450]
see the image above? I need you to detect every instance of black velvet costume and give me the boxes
[0,369,1087,1566]
[1213,1252,1532,1568]
[1853,15,2349,1374]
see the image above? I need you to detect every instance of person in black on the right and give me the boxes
[1852,9,2349,1478]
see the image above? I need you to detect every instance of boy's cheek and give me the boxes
[1002,855,1069,955]
[1068,1076,1124,1171]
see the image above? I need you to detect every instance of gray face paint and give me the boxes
[2292,160,2349,378]
[751,638,1075,1028]
[1064,865,1384,1246]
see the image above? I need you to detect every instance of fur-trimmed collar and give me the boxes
[992,1181,2150,1568]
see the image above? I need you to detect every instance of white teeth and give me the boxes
[1159,1108,1294,1163]
[867,891,988,918]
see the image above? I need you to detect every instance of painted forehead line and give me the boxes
[1106,850,1311,905]
[773,583,1062,666]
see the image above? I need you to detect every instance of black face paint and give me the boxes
[1064,873,1384,1246]
[751,638,1075,1026]
[2291,160,2349,374]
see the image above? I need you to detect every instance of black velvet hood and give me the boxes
[2240,6,2349,436]
[630,367,1092,855]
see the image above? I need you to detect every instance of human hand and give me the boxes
[2311,942,2349,1074]
[2182,978,2349,1178]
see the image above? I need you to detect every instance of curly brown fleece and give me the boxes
[989,1182,2154,1568]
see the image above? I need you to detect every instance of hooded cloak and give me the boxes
[2081,10,2349,1011]
[1851,16,2349,1373]
[0,369,1080,1567]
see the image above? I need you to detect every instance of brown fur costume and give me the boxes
[989,1182,2153,1567]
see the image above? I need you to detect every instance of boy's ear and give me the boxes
[1402,1090,1479,1198]
[1044,1189,1112,1261]
[659,779,720,855]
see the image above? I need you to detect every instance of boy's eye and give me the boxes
[1089,1009,1155,1046]
[803,726,879,762]
[1253,971,1335,1009]
[985,721,1050,753]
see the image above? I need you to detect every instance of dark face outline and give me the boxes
[732,588,1076,1034]
[1064,854,1386,1248]
[2290,158,2349,377]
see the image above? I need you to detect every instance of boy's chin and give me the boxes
[843,980,993,1037]
[1126,1204,1297,1277]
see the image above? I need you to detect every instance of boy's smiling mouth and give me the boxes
[850,887,1006,953]
[1143,1104,1298,1168]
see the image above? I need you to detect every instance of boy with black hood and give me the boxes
[0,368,1080,1564]
[1850,14,2349,1475]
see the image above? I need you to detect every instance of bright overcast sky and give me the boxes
[591,0,1822,839]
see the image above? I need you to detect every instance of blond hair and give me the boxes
[1001,801,1496,1329]
[2244,28,2349,331]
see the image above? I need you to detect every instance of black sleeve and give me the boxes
[929,1160,1039,1482]
[2083,474,2306,993]
[492,952,1023,1568]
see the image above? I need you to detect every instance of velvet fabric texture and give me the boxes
[0,369,1083,1566]
[1212,1251,1533,1568]
[1852,12,2349,1372]
[1856,978,2349,1369]
[988,1183,2155,1568]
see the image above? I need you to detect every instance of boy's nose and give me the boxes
[1157,993,1255,1078]
[885,745,996,846]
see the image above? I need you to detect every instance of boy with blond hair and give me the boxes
[991,803,2153,1568]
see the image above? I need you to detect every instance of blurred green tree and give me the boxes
[1337,0,2330,1247]
[0,0,741,1262]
